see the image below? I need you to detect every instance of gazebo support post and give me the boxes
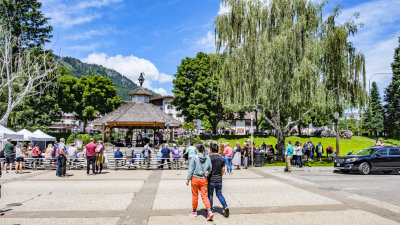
[170,128,174,144]
[101,124,106,144]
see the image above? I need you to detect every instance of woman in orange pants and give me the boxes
[186,143,213,221]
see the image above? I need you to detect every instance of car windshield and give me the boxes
[353,148,377,156]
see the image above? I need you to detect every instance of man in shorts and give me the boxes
[4,138,15,173]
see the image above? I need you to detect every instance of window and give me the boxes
[377,149,389,156]
[389,149,400,156]
[167,105,173,110]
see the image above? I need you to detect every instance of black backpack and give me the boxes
[0,149,4,158]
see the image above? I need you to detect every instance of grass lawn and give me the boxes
[217,135,377,156]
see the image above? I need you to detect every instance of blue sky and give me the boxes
[41,0,400,96]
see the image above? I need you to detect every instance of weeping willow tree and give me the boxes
[214,0,367,154]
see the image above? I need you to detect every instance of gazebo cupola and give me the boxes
[129,72,153,103]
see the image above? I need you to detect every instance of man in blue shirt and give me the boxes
[161,144,171,169]
[285,141,294,172]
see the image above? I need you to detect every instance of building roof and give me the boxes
[92,102,182,127]
[149,95,174,101]
[128,87,153,97]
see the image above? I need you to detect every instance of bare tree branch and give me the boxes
[0,27,58,126]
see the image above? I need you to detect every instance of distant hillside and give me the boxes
[57,56,161,100]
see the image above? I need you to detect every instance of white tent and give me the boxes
[0,125,24,140]
[17,129,42,141]
[33,130,56,142]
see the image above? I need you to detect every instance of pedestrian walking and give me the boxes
[186,143,213,221]
[96,141,105,174]
[208,143,229,217]
[57,138,67,177]
[4,138,15,173]
[285,141,293,172]
[160,144,171,169]
[218,143,225,156]
[232,142,242,170]
[85,138,97,175]
[224,142,233,174]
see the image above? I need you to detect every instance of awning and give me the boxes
[33,129,56,142]
[17,129,43,141]
[0,125,24,140]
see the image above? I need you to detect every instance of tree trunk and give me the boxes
[211,124,217,135]
[276,128,286,162]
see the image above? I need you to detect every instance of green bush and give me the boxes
[177,137,184,145]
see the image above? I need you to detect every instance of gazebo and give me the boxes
[93,73,182,147]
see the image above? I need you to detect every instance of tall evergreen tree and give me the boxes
[384,37,400,137]
[363,82,384,137]
[0,0,52,49]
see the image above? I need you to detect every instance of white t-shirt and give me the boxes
[67,147,78,158]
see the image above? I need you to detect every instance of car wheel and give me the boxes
[359,162,370,175]
[341,170,350,174]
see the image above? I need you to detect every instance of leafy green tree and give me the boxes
[214,0,366,155]
[0,0,52,49]
[384,37,400,137]
[362,82,384,137]
[171,52,224,134]
[59,73,123,130]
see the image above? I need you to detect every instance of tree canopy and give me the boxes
[363,82,384,136]
[214,0,366,154]
[384,37,400,137]
[59,73,123,129]
[171,52,224,134]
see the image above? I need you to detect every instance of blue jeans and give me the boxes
[224,156,232,173]
[208,182,227,210]
[297,156,303,168]
[55,157,59,175]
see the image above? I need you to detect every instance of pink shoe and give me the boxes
[188,211,197,216]
[207,212,214,221]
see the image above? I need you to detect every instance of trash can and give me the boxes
[254,153,264,167]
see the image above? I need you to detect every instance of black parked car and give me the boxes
[334,146,400,175]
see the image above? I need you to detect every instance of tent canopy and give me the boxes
[33,130,56,142]
[0,125,24,140]
[17,129,44,141]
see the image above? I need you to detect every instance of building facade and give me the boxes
[150,96,185,123]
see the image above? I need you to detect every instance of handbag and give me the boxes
[196,155,210,177]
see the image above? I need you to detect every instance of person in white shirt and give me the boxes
[67,143,78,161]
[293,142,303,168]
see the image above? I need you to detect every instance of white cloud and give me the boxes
[82,53,173,95]
[337,0,400,91]
[42,0,123,28]
[159,73,174,83]
[69,43,101,52]
[218,2,231,15]
[153,88,169,96]
[195,31,215,52]
[67,30,106,41]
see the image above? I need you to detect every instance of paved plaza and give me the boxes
[0,167,399,225]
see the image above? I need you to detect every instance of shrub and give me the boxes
[321,130,336,138]
[339,130,353,139]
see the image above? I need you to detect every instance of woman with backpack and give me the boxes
[186,143,213,221]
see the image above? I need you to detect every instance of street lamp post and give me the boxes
[72,126,80,142]
[251,114,254,167]
[333,112,340,156]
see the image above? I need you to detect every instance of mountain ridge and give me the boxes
[57,56,161,100]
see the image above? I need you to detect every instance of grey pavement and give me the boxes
[0,166,399,225]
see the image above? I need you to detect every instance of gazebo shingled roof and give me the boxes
[92,102,181,128]
[128,87,152,97]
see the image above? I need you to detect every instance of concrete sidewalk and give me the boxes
[0,167,399,225]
